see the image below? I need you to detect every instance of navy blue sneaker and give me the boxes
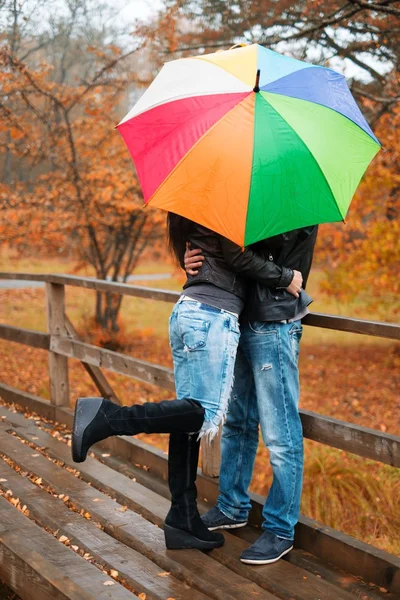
[201,505,247,531]
[240,529,293,564]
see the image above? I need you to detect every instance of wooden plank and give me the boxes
[0,324,50,349]
[64,315,121,405]
[0,461,208,600]
[46,282,69,406]
[0,384,55,421]
[303,312,400,341]
[47,274,179,303]
[98,431,400,595]
[90,450,396,600]
[0,497,136,600]
[0,426,278,600]
[301,409,400,467]
[2,271,399,339]
[244,491,400,595]
[2,404,399,598]
[50,337,175,391]
[7,416,171,528]
[0,272,49,282]
[2,397,400,593]
[0,413,375,600]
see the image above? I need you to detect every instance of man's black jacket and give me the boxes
[243,226,318,321]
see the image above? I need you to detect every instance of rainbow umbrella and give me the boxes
[117,44,380,246]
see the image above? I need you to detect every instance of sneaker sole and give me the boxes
[240,544,293,565]
[207,521,248,531]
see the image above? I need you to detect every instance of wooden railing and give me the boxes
[0,271,399,477]
[1,271,400,591]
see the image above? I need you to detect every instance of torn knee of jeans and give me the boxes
[261,364,272,371]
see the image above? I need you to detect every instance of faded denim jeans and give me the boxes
[169,298,240,440]
[218,320,303,540]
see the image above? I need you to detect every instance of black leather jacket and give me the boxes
[243,226,318,321]
[182,224,294,299]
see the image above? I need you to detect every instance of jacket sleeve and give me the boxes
[219,237,293,288]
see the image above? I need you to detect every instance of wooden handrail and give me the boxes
[1,271,399,339]
[0,322,399,467]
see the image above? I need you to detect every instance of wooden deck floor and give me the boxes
[0,403,396,600]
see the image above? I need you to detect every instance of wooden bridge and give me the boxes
[0,271,399,600]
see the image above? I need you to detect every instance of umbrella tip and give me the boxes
[253,69,261,93]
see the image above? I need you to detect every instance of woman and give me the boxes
[71,214,302,551]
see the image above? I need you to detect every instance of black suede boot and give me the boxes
[72,397,205,463]
[164,432,225,550]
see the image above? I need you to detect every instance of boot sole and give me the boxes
[72,397,103,463]
[164,524,225,550]
[207,521,247,531]
[240,544,293,565]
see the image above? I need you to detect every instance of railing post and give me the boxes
[46,282,69,406]
[201,428,221,478]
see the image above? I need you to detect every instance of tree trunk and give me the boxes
[95,290,122,332]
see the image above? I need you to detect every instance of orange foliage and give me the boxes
[316,100,400,319]
[0,45,165,279]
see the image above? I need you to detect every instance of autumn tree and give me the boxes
[316,102,400,319]
[0,0,165,331]
[157,0,399,121]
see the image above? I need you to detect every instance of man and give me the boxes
[184,226,318,564]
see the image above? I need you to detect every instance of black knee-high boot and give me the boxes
[72,397,205,463]
[164,432,224,550]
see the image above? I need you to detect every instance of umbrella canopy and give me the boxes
[117,44,380,246]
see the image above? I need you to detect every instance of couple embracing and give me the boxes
[72,214,317,565]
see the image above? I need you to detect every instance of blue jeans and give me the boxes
[218,320,303,540]
[169,298,240,440]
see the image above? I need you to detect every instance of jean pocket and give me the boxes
[179,315,211,351]
[248,321,278,335]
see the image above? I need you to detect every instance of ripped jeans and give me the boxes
[169,298,240,440]
[218,320,303,540]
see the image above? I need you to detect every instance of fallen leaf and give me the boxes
[102,453,110,457]
[58,535,69,543]
[110,569,119,578]
[138,594,147,600]
[103,581,115,586]
[71,545,79,551]
[31,453,40,457]
[116,506,127,512]
[157,572,170,577]
[0,478,7,483]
